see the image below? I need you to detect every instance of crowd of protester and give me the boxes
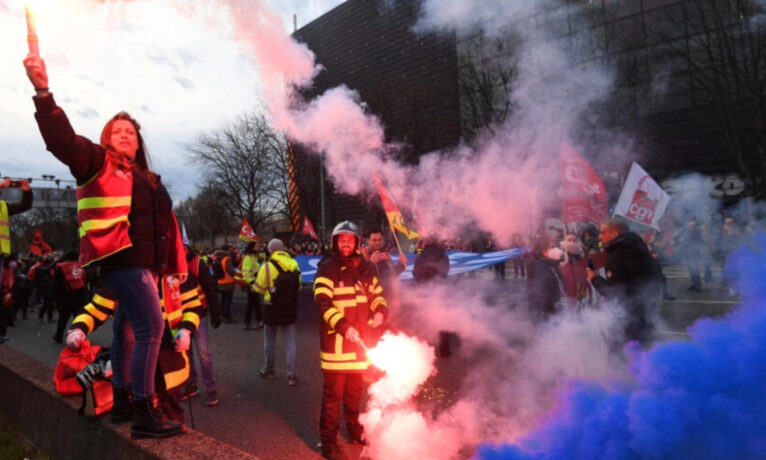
[0,211,759,457]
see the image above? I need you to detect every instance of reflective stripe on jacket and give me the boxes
[75,159,133,267]
[234,253,259,287]
[160,276,203,335]
[217,256,234,286]
[252,250,301,304]
[313,254,388,373]
[0,201,9,256]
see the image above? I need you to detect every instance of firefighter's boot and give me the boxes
[110,386,133,423]
[131,395,183,439]
[321,441,349,460]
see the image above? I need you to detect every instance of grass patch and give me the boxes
[0,413,49,460]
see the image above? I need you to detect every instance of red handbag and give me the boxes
[53,339,101,396]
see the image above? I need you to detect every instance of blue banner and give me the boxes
[295,248,526,284]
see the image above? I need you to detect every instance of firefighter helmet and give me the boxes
[331,221,361,252]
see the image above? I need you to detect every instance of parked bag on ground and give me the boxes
[76,348,113,418]
[53,339,101,396]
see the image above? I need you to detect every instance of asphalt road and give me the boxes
[1,264,739,459]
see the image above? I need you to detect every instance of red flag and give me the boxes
[302,216,318,240]
[238,218,258,243]
[28,228,52,256]
[560,143,608,225]
[372,173,419,241]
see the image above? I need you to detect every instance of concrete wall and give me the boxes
[0,345,258,460]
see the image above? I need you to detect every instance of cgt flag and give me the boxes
[560,142,608,225]
[302,216,318,240]
[28,228,52,256]
[614,162,670,230]
[372,173,419,248]
[238,218,258,243]
[181,223,189,246]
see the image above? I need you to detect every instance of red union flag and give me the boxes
[614,162,670,230]
[559,143,608,225]
[238,218,258,243]
[302,216,318,240]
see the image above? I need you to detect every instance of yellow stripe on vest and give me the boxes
[77,196,131,211]
[79,215,130,237]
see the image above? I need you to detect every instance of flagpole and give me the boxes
[388,224,405,256]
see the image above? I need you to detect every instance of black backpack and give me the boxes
[271,262,300,308]
[264,262,300,325]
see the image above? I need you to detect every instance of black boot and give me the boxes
[131,395,183,439]
[110,386,133,423]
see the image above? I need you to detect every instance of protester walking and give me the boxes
[181,245,222,406]
[214,247,236,323]
[253,239,301,386]
[526,234,566,320]
[587,218,661,347]
[236,242,263,330]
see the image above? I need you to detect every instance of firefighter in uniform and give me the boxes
[66,275,203,432]
[313,221,388,460]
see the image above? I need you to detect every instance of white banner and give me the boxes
[614,162,670,230]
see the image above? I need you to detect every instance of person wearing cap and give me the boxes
[252,238,301,386]
[313,221,388,459]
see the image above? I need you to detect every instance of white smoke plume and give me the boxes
[212,1,640,458]
[213,0,622,244]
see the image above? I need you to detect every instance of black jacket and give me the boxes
[34,94,177,275]
[413,244,449,283]
[591,232,660,301]
[526,256,563,317]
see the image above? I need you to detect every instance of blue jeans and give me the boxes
[188,316,216,393]
[264,322,296,377]
[101,268,164,400]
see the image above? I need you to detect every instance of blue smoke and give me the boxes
[477,233,766,460]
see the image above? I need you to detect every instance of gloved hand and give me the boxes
[66,329,85,350]
[173,328,191,352]
[345,326,361,343]
[370,312,385,328]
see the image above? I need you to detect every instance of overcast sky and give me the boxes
[0,0,343,201]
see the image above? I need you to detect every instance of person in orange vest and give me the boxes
[52,250,88,344]
[25,53,187,438]
[214,246,236,323]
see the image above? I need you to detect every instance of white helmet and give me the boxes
[331,221,361,252]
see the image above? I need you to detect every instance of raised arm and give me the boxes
[23,54,103,183]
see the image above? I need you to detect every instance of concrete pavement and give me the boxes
[0,264,739,459]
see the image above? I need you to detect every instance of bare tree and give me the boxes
[10,207,78,253]
[652,0,766,197]
[174,184,238,246]
[188,111,290,233]
[456,28,521,141]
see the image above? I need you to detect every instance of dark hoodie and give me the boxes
[591,232,659,299]
[591,231,661,344]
